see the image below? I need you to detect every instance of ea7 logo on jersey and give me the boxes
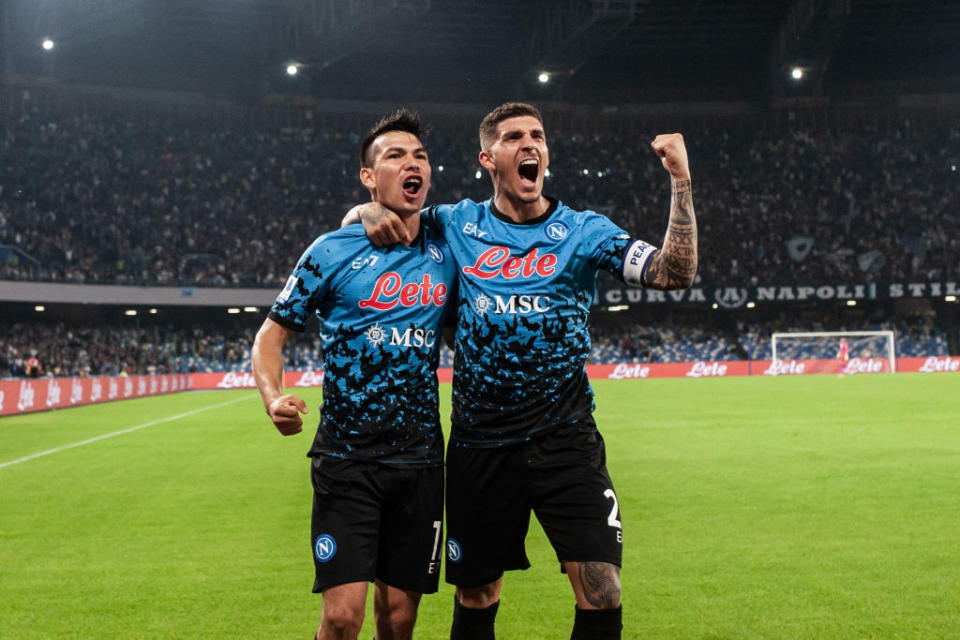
[462,222,488,239]
[351,254,380,270]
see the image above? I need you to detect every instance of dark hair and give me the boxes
[360,109,423,167]
[478,102,543,149]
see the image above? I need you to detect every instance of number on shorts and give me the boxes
[430,520,442,561]
[604,489,622,529]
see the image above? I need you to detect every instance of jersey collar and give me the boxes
[489,197,559,226]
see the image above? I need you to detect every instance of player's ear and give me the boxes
[478,149,495,172]
[359,166,376,191]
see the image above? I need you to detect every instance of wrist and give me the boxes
[263,392,282,413]
[672,177,691,191]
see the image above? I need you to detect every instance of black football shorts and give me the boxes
[310,455,444,593]
[444,421,623,588]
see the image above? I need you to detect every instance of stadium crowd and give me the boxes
[2,111,959,287]
[0,322,252,378]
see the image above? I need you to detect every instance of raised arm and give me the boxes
[341,202,410,246]
[252,317,307,436]
[642,133,698,290]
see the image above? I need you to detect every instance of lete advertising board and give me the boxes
[1,357,957,417]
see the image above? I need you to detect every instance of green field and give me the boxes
[2,374,959,639]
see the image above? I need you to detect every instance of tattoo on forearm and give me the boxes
[644,179,698,290]
[579,562,622,609]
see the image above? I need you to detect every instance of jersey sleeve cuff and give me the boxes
[622,239,658,287]
[267,311,306,332]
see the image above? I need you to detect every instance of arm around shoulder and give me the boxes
[339,201,410,246]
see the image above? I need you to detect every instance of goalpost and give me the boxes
[770,330,896,375]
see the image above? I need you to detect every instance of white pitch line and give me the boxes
[0,394,256,470]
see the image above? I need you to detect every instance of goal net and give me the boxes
[770,330,896,375]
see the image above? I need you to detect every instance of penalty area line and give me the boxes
[0,394,256,470]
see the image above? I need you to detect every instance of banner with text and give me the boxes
[2,357,957,417]
[599,281,960,307]
[0,374,192,417]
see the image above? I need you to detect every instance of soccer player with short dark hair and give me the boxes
[346,102,698,640]
[252,109,455,640]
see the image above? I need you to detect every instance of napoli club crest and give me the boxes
[446,538,462,563]
[544,221,568,242]
[314,534,337,563]
[426,243,444,264]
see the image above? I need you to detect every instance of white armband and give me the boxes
[622,239,658,287]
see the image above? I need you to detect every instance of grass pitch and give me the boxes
[1,373,959,639]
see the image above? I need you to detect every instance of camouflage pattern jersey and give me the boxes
[423,197,657,448]
[268,224,456,466]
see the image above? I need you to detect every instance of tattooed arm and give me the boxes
[643,133,698,290]
[340,202,410,246]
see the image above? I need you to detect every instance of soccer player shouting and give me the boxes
[347,102,698,640]
[252,110,455,640]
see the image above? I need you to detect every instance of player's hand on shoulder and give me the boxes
[651,133,691,181]
[357,202,410,246]
[266,393,308,436]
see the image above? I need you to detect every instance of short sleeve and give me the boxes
[581,211,658,287]
[267,236,333,331]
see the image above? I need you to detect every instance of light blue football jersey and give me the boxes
[423,197,656,447]
[268,224,456,465]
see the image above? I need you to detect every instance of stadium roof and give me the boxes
[4,0,959,103]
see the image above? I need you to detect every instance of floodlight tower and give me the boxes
[769,0,851,97]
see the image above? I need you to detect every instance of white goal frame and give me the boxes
[771,330,896,373]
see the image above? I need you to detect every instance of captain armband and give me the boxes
[622,239,658,287]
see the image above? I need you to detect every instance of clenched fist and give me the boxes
[651,133,690,182]
[267,393,308,436]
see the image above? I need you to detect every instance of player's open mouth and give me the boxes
[402,176,423,197]
[518,158,539,185]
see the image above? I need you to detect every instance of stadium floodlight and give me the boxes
[124,310,137,316]
[606,305,628,312]
[475,170,482,179]
[538,72,550,84]
[286,64,299,76]
[35,305,45,312]
[791,67,804,80]
[42,39,55,51]
[846,300,857,306]
[946,295,957,302]
[438,165,444,172]
[771,330,896,375]
[227,308,241,314]
[149,308,158,314]
[243,306,258,313]
[746,301,756,308]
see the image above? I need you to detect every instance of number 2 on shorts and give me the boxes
[604,489,622,529]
